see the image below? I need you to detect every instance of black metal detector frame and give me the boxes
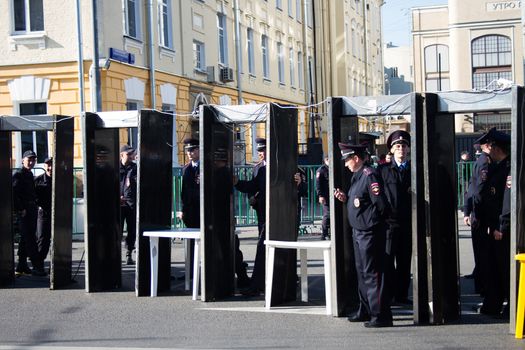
[0,115,74,289]
[82,110,173,296]
[199,104,298,304]
[327,88,524,330]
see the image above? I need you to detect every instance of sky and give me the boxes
[382,0,447,47]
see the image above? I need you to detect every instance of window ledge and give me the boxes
[9,32,47,51]
[124,36,144,55]
[194,68,208,75]
[263,78,272,85]
[159,46,176,62]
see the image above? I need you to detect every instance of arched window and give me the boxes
[424,44,449,91]
[471,35,512,90]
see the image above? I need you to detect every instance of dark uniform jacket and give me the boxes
[347,165,389,231]
[13,168,37,211]
[463,152,492,219]
[315,164,329,200]
[235,162,266,221]
[181,162,200,228]
[499,174,511,235]
[34,173,52,215]
[378,161,411,226]
[484,156,510,230]
[119,161,137,209]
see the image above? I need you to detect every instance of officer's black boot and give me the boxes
[15,259,31,276]
[126,251,134,265]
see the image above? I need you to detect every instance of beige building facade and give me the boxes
[0,0,317,166]
[412,0,523,132]
[313,0,385,144]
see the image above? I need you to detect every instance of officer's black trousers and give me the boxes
[483,234,510,313]
[36,208,51,268]
[471,218,489,294]
[17,203,38,267]
[321,204,330,238]
[353,226,391,323]
[120,205,136,254]
[250,221,266,291]
[385,224,412,301]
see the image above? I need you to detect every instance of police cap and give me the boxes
[387,130,410,149]
[43,157,53,164]
[474,127,510,146]
[338,142,367,160]
[183,138,199,151]
[22,150,37,159]
[255,137,266,151]
[120,144,135,154]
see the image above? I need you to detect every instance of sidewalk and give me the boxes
[0,222,523,349]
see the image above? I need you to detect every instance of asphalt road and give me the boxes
[0,223,523,349]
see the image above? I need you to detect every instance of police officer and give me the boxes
[334,142,392,328]
[181,138,200,228]
[119,144,137,265]
[378,130,412,304]
[234,138,267,296]
[463,136,494,294]
[34,157,53,275]
[476,128,510,316]
[13,150,44,276]
[316,156,330,240]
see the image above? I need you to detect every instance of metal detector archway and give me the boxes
[328,88,524,330]
[0,114,74,289]
[199,103,299,303]
[82,110,173,295]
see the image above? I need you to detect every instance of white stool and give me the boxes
[143,229,201,300]
[264,239,333,315]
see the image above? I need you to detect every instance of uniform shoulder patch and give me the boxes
[316,171,321,178]
[370,182,380,196]
[507,175,512,189]
[363,167,372,176]
[481,169,488,182]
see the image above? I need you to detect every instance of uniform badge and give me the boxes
[490,186,496,195]
[354,198,360,207]
[316,172,320,178]
[370,182,380,196]
[481,169,487,182]
[507,175,512,189]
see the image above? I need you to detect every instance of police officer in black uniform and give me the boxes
[119,144,137,265]
[13,150,44,276]
[34,157,53,275]
[476,128,510,316]
[316,156,330,240]
[334,142,392,328]
[235,138,267,296]
[378,130,412,304]
[463,135,494,294]
[181,138,200,228]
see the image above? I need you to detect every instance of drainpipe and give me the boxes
[147,0,156,108]
[76,0,85,113]
[91,0,101,112]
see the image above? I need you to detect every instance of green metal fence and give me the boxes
[47,162,475,233]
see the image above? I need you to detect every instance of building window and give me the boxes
[471,35,512,90]
[247,28,255,74]
[289,47,295,87]
[474,112,511,133]
[424,44,449,91]
[158,0,172,48]
[13,0,44,33]
[277,41,285,84]
[217,13,228,65]
[351,20,357,57]
[305,0,313,28]
[193,40,205,71]
[19,102,48,163]
[125,0,142,39]
[262,35,269,79]
[288,0,293,17]
[276,0,282,10]
[298,51,304,89]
